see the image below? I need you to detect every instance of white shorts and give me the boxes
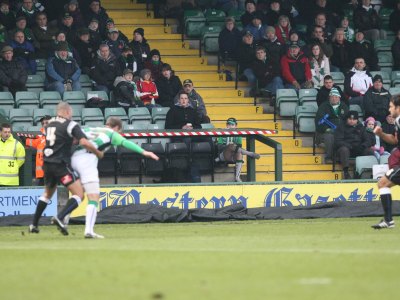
[71,151,99,184]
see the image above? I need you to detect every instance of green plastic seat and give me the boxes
[205,9,226,26]
[63,91,86,109]
[15,91,39,109]
[81,108,104,125]
[276,89,298,117]
[201,123,215,129]
[35,59,46,71]
[184,10,206,38]
[26,74,45,93]
[389,87,400,95]
[374,39,392,53]
[0,91,15,110]
[370,71,391,89]
[104,107,128,123]
[355,155,379,179]
[201,25,222,53]
[147,123,164,130]
[151,107,170,126]
[128,107,152,126]
[227,8,244,22]
[39,91,62,108]
[377,52,393,69]
[299,89,318,106]
[9,108,33,128]
[33,108,54,125]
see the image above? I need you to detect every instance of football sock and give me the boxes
[32,197,48,227]
[85,200,98,234]
[379,188,392,222]
[58,195,81,220]
[235,160,243,181]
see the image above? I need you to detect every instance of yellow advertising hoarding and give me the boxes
[71,182,394,217]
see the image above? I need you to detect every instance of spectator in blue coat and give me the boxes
[244,11,267,42]
[9,30,37,74]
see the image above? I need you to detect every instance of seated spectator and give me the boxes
[244,11,266,42]
[84,0,109,37]
[136,68,160,110]
[235,31,256,85]
[64,0,85,28]
[24,115,50,185]
[144,49,163,81]
[87,17,102,46]
[165,91,202,130]
[282,31,307,54]
[16,0,44,28]
[9,30,37,74]
[381,113,396,153]
[341,16,354,42]
[344,57,373,109]
[351,31,379,71]
[316,75,347,107]
[57,12,77,45]
[393,29,400,71]
[103,18,128,43]
[260,26,284,71]
[0,45,27,96]
[45,41,81,94]
[330,28,353,73]
[0,0,16,31]
[218,17,242,61]
[363,74,391,124]
[174,79,209,123]
[308,25,333,58]
[354,0,386,42]
[241,0,257,27]
[90,43,120,94]
[275,15,291,45]
[116,45,137,75]
[215,117,260,182]
[155,63,182,108]
[265,0,292,26]
[251,46,284,98]
[364,116,389,160]
[113,68,142,111]
[311,12,334,40]
[315,87,349,162]
[74,27,97,74]
[128,27,150,73]
[52,30,80,65]
[8,15,39,50]
[281,42,313,90]
[334,110,375,179]
[32,12,58,59]
[309,0,339,28]
[104,27,126,58]
[390,0,400,33]
[309,43,330,88]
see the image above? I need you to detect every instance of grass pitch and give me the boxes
[0,218,399,300]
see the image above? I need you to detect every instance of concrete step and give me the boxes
[161,49,199,56]
[163,57,208,65]
[207,105,263,115]
[211,113,273,121]
[114,18,179,26]
[257,154,323,165]
[255,171,342,181]
[147,34,182,41]
[203,97,254,104]
[119,26,172,36]
[198,89,246,98]
[108,10,154,19]
[174,72,226,82]
[173,65,219,72]
[253,164,336,172]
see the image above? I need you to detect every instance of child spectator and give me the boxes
[113,68,143,111]
[144,49,163,81]
[364,116,389,160]
[215,117,261,182]
[341,17,354,42]
[275,15,291,45]
[136,68,159,111]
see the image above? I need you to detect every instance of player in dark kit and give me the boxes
[29,102,103,235]
[372,95,400,229]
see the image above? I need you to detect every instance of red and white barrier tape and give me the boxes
[17,129,277,139]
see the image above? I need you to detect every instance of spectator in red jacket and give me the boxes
[136,68,160,111]
[280,42,313,90]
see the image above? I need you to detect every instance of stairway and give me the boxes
[102,0,342,181]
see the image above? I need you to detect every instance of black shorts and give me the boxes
[43,162,79,188]
[385,166,400,185]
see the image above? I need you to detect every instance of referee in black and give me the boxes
[29,102,103,235]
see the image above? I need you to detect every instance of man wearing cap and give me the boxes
[215,117,260,182]
[236,30,256,85]
[244,11,267,42]
[104,27,126,58]
[260,26,283,71]
[174,78,209,123]
[155,63,183,108]
[45,41,81,94]
[16,0,44,28]
[265,0,292,26]
[58,12,77,45]
[84,0,109,37]
[87,17,102,45]
[104,18,128,43]
[116,45,137,75]
[334,110,375,179]
[281,41,313,90]
[363,74,391,124]
[240,0,257,27]
[128,27,151,73]
[316,75,347,107]
[316,87,349,162]
[218,17,242,61]
[344,57,373,108]
[308,24,333,58]
[64,0,85,28]
[25,115,51,185]
[113,68,142,111]
[0,45,27,95]
[9,15,39,49]
[0,123,25,186]
[0,0,16,31]
[32,12,59,59]
[75,27,98,74]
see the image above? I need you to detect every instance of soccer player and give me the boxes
[71,116,159,238]
[372,95,400,229]
[29,102,104,235]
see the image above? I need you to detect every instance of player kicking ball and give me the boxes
[372,95,400,229]
[70,117,159,238]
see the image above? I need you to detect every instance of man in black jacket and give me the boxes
[316,75,347,107]
[113,68,142,111]
[0,45,27,96]
[363,74,391,124]
[155,63,182,108]
[334,110,375,179]
[351,31,380,71]
[236,30,256,85]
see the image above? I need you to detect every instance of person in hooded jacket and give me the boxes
[113,68,143,111]
[116,45,137,75]
[0,45,27,96]
[144,49,163,81]
[74,27,97,74]
[128,27,150,73]
[155,63,182,108]
[363,74,391,124]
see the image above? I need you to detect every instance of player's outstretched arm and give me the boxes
[111,132,159,160]
[142,150,159,161]
[79,138,104,159]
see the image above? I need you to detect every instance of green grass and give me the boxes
[0,218,399,300]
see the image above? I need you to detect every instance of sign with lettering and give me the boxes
[0,188,57,217]
[70,182,388,217]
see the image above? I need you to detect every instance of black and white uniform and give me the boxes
[43,116,86,188]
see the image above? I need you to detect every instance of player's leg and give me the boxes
[29,163,58,233]
[234,152,243,182]
[84,188,103,239]
[372,168,398,229]
[237,147,261,159]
